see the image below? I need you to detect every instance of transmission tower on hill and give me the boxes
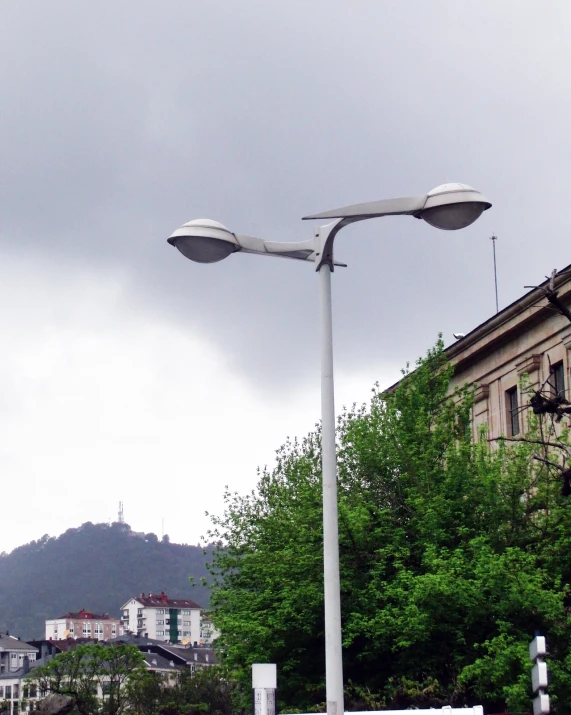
[118,501,125,524]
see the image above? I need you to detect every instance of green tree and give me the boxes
[126,666,237,715]
[207,340,571,713]
[28,643,146,715]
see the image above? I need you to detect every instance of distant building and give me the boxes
[45,609,123,641]
[120,592,201,645]
[0,634,37,675]
[111,633,217,673]
[199,616,219,645]
[0,634,39,715]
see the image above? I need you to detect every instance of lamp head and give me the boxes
[167,219,239,263]
[420,183,491,230]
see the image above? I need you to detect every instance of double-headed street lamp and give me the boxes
[167,183,491,715]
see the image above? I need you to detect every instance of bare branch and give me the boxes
[533,455,564,472]
[495,435,571,458]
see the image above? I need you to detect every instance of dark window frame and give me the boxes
[506,386,520,436]
[552,361,566,400]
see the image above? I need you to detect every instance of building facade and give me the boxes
[45,610,122,642]
[120,592,201,645]
[199,617,219,646]
[112,633,217,672]
[0,636,37,676]
[0,635,39,715]
[445,267,571,440]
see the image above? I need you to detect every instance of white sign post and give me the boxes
[252,664,277,715]
[529,635,549,715]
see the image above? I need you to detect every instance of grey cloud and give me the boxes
[2,0,571,388]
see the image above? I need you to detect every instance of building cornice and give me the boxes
[447,268,571,379]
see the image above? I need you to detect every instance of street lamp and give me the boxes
[166,182,491,715]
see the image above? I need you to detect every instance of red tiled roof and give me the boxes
[134,591,201,609]
[49,638,98,651]
[57,610,119,621]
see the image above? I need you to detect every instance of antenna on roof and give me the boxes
[118,502,124,524]
[490,234,499,314]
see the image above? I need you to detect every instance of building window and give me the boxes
[552,361,566,399]
[181,610,191,615]
[137,609,143,617]
[183,621,190,626]
[111,625,116,636]
[83,624,92,636]
[6,685,12,699]
[29,685,37,699]
[156,609,164,615]
[156,630,164,636]
[506,386,520,436]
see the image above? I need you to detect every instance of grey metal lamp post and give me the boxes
[166,183,491,715]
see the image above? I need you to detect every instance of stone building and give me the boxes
[45,610,122,641]
[445,266,571,440]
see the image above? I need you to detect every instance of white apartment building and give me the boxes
[45,610,122,641]
[120,591,201,645]
[199,616,219,646]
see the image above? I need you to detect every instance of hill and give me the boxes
[0,521,213,640]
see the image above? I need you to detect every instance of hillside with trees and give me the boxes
[0,522,212,639]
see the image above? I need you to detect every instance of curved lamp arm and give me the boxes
[303,195,426,221]
[236,234,347,266]
[167,220,347,266]
[305,184,492,271]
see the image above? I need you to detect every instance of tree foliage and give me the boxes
[27,646,236,715]
[27,644,146,715]
[127,666,236,715]
[207,340,571,713]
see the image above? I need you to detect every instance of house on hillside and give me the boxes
[0,635,37,675]
[45,610,122,641]
[443,266,571,441]
[199,615,219,646]
[120,592,201,645]
[110,633,216,673]
[0,634,40,715]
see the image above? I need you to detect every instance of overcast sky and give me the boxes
[1,1,570,554]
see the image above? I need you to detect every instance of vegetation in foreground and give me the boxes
[24,644,235,715]
[208,340,571,714]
